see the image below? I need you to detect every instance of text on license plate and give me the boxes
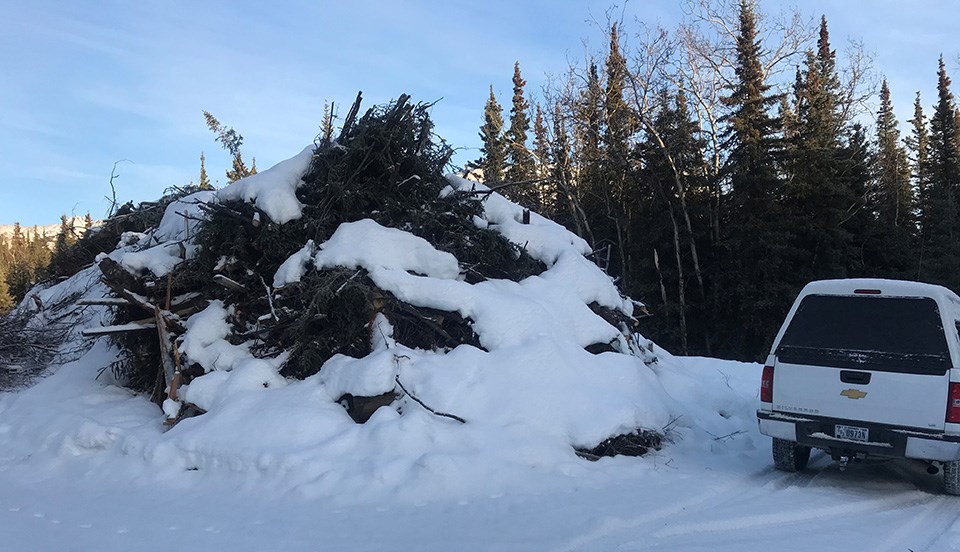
[835,424,869,442]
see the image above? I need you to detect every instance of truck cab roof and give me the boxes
[798,278,960,306]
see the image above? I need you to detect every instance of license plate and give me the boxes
[835,424,869,442]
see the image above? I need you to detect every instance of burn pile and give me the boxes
[52,93,662,460]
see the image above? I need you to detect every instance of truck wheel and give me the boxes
[772,438,810,472]
[944,461,960,495]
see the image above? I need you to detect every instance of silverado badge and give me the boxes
[841,388,868,400]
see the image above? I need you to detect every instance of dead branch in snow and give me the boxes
[393,355,465,424]
[259,275,279,322]
[395,374,466,424]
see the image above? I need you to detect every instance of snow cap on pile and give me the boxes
[217,145,316,224]
[93,190,216,278]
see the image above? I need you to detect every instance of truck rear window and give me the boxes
[776,295,951,374]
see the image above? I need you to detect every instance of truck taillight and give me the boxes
[947,383,960,423]
[760,365,774,403]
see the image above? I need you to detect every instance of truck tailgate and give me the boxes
[773,361,948,431]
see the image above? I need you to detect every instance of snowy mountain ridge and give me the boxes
[0,215,95,244]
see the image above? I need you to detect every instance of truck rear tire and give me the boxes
[772,438,810,472]
[944,460,960,495]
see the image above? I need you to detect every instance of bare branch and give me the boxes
[105,159,133,218]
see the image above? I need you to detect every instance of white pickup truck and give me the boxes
[757,279,960,494]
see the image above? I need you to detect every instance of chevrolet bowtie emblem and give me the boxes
[841,388,868,400]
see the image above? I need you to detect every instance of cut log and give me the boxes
[213,274,248,293]
[337,392,398,424]
[88,292,204,314]
[154,307,177,393]
[97,274,158,315]
[169,292,202,307]
[163,401,206,426]
[82,321,156,336]
[169,341,184,402]
[77,297,135,307]
[97,257,144,295]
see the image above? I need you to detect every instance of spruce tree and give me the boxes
[204,111,254,183]
[532,104,552,212]
[603,23,632,169]
[875,81,912,226]
[722,1,782,209]
[26,227,50,286]
[0,266,13,313]
[550,102,570,206]
[716,0,788,358]
[813,16,841,131]
[478,86,506,183]
[920,57,960,289]
[599,22,636,286]
[0,235,10,272]
[869,79,914,275]
[550,101,587,238]
[10,223,24,256]
[839,124,878,275]
[578,62,604,164]
[226,154,252,183]
[0,235,10,312]
[574,61,605,255]
[198,152,212,190]
[6,223,32,300]
[533,104,550,175]
[53,214,77,256]
[906,92,930,240]
[786,15,851,281]
[321,101,335,143]
[778,95,797,144]
[505,62,535,195]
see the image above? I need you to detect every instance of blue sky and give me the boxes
[1,0,958,226]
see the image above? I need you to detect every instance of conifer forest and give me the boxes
[472,1,960,360]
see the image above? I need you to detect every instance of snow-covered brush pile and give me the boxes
[0,94,697,501]
[186,95,549,383]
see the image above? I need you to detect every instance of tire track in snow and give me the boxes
[553,464,816,552]
[551,479,743,552]
[652,490,932,539]
[876,495,960,552]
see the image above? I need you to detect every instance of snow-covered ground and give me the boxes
[3,355,958,551]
